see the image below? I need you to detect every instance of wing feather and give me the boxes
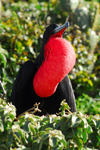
[10,60,35,115]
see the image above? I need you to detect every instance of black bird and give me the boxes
[10,21,77,116]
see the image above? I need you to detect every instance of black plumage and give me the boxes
[10,23,77,116]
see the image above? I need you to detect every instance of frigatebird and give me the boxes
[10,21,77,116]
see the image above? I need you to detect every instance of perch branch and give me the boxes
[16,102,41,120]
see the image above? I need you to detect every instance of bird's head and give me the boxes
[42,22,69,45]
[33,21,76,97]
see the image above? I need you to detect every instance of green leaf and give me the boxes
[28,123,37,136]
[0,121,4,132]
[0,53,7,67]
[71,115,82,127]
[86,125,93,134]
[96,120,100,129]
[49,137,57,147]
[77,127,83,138]
[82,131,88,143]
[0,144,8,150]
[60,138,67,149]
[42,133,49,140]
[74,137,83,149]
[6,133,13,147]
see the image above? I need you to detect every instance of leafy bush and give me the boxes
[76,94,100,115]
[0,99,100,149]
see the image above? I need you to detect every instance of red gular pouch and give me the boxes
[33,22,76,98]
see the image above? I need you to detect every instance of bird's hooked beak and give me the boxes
[52,21,69,37]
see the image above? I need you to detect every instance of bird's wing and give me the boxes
[58,75,77,112]
[10,60,35,115]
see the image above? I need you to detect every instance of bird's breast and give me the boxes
[33,37,76,98]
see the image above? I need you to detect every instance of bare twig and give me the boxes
[45,0,51,25]
[93,98,100,101]
[16,102,41,120]
[65,15,70,22]
[0,80,6,99]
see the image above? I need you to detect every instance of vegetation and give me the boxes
[0,99,100,150]
[0,0,100,149]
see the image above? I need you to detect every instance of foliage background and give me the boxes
[0,0,100,114]
[0,0,100,149]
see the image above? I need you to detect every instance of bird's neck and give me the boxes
[33,37,75,97]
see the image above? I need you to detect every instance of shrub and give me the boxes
[0,99,100,149]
